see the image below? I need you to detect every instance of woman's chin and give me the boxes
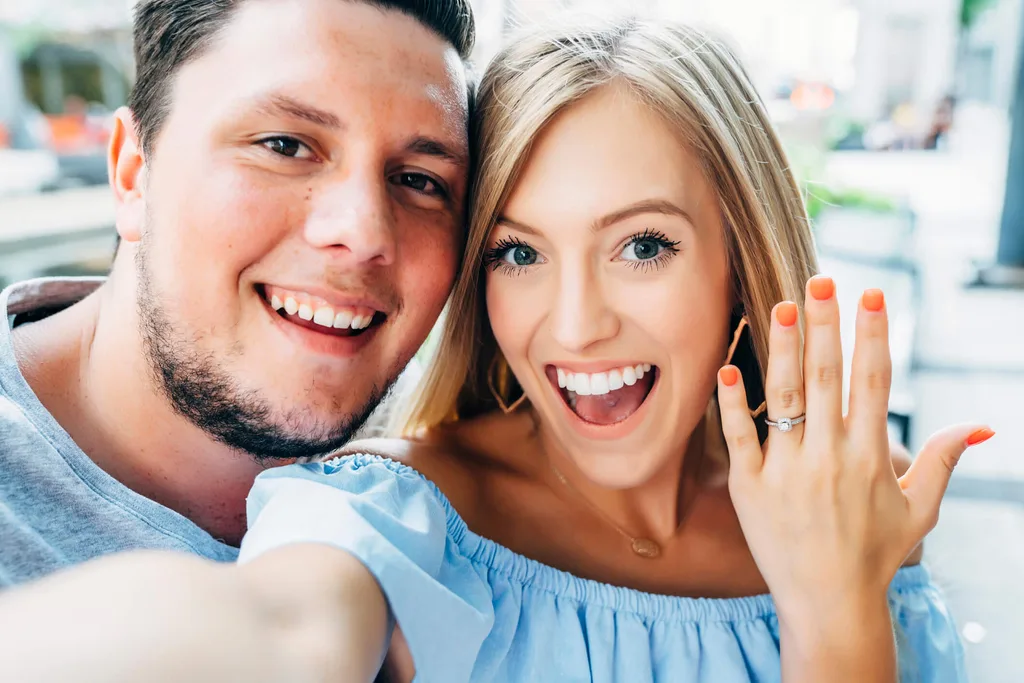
[561,447,671,490]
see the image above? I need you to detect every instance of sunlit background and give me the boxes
[1,0,1021,679]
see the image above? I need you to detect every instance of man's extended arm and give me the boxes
[0,545,389,682]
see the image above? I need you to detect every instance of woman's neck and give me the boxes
[533,417,707,544]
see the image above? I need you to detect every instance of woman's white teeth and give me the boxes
[559,364,654,397]
[271,295,284,310]
[298,303,314,321]
[284,297,299,315]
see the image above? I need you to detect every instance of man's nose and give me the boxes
[302,171,397,266]
[549,263,619,354]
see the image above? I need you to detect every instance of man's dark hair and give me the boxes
[128,0,475,156]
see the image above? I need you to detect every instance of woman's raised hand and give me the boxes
[717,275,993,680]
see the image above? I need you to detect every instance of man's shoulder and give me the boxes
[0,390,48,449]
[2,277,105,318]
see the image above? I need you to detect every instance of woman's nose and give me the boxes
[549,264,619,354]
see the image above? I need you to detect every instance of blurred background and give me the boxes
[1,0,1021,678]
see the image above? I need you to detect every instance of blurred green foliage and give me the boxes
[961,0,999,28]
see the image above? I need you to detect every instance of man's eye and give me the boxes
[394,172,446,197]
[259,136,314,159]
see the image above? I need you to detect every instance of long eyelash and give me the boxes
[482,236,530,271]
[625,228,681,273]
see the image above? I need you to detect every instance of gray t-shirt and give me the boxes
[0,278,237,588]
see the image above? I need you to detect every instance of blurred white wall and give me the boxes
[849,0,959,125]
[0,0,131,31]
[961,0,1024,109]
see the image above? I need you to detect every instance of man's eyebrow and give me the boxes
[593,199,693,231]
[252,94,343,129]
[405,136,468,168]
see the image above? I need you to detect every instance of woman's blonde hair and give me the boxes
[396,14,817,435]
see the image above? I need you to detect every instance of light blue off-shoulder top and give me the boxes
[238,454,967,683]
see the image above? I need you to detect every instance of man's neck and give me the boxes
[12,281,269,546]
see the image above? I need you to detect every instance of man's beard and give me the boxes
[135,246,392,463]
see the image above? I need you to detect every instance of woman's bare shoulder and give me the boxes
[339,428,488,517]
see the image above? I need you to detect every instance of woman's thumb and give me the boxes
[899,424,995,534]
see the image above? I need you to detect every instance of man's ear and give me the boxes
[108,107,147,244]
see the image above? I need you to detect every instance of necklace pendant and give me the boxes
[630,538,662,559]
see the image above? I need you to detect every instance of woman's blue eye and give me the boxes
[622,238,663,261]
[503,245,538,266]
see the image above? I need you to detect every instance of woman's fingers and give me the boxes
[718,365,763,476]
[802,276,845,441]
[764,301,806,443]
[900,424,995,535]
[847,289,893,454]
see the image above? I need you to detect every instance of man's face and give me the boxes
[123,0,468,459]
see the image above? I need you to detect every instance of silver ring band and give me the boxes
[765,415,806,433]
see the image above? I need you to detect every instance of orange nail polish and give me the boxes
[776,302,798,327]
[862,289,885,312]
[720,366,739,387]
[966,428,995,446]
[809,276,835,301]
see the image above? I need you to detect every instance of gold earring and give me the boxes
[724,314,766,419]
[488,354,528,414]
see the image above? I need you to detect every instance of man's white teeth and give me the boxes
[333,310,353,329]
[313,307,335,327]
[268,290,375,330]
[558,364,655,397]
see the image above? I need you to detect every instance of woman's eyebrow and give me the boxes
[498,199,692,237]
[592,199,693,232]
[495,216,542,236]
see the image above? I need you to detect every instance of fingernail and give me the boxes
[776,301,798,327]
[966,428,995,446]
[720,366,739,387]
[809,275,835,301]
[862,289,885,312]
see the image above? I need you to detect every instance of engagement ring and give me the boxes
[765,415,806,432]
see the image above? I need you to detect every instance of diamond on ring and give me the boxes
[766,414,805,432]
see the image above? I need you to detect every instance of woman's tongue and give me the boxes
[571,374,653,425]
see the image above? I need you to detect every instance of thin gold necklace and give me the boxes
[547,459,664,559]
[537,413,708,561]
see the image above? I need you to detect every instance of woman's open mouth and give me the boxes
[546,363,657,426]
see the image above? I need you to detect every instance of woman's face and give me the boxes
[485,84,733,488]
